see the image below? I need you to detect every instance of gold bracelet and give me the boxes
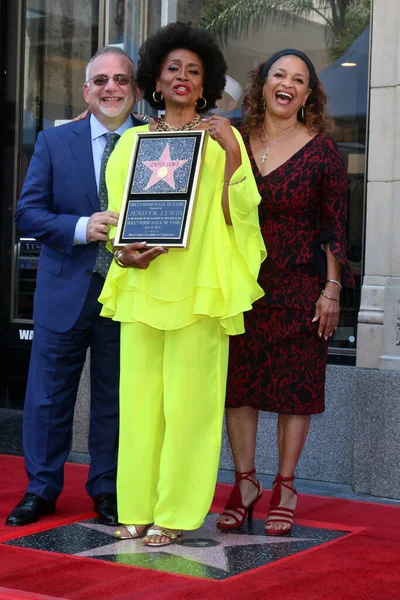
[224,176,246,186]
[113,249,128,268]
[321,290,338,301]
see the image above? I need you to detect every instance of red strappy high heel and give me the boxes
[217,468,263,531]
[265,473,298,536]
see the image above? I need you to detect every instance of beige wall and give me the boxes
[357,0,400,369]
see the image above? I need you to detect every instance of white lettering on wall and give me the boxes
[19,330,34,341]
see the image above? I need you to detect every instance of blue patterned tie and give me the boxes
[94,132,120,278]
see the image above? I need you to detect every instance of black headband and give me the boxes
[261,49,317,89]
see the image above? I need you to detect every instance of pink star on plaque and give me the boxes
[143,144,188,191]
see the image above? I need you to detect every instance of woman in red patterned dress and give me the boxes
[217,50,355,535]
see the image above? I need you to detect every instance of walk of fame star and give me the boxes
[5,514,349,581]
[77,515,316,573]
[143,144,188,191]
[76,515,348,580]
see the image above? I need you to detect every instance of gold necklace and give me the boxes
[261,123,297,163]
[155,114,203,132]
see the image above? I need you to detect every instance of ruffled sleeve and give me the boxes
[315,137,355,289]
[198,128,267,334]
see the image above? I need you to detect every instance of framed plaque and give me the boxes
[113,129,207,248]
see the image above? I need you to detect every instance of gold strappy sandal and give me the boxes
[144,527,182,547]
[114,524,151,539]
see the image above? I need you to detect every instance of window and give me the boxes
[14,0,100,320]
[185,0,370,353]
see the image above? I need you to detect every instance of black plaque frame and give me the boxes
[113,130,207,248]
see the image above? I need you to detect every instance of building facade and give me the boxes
[1,0,399,498]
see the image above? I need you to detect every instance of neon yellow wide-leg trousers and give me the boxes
[117,317,229,530]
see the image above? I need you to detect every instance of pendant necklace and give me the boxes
[155,114,202,132]
[261,123,296,163]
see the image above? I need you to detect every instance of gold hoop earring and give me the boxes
[195,97,207,110]
[152,90,163,103]
[261,96,266,111]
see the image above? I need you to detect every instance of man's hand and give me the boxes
[87,210,119,242]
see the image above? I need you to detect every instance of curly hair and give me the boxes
[136,22,227,113]
[243,60,334,135]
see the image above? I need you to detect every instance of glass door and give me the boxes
[1,0,101,408]
[104,0,161,115]
[14,0,101,324]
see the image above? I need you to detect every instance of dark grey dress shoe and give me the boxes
[93,492,118,525]
[6,492,56,526]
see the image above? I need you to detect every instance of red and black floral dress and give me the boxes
[226,132,355,415]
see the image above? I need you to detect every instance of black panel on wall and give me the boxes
[0,1,32,409]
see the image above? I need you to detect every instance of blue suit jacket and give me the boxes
[14,116,142,333]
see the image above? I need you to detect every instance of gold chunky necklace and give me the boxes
[155,114,203,132]
[261,123,297,163]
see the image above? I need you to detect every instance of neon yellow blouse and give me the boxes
[99,125,266,335]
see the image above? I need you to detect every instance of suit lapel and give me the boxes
[70,119,99,212]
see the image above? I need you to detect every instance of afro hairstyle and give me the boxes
[136,22,227,113]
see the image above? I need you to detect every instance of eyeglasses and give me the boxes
[87,74,134,87]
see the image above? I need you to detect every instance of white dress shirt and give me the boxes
[73,113,133,245]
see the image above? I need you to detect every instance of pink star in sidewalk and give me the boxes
[143,143,188,191]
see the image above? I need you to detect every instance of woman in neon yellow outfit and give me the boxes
[99,22,266,547]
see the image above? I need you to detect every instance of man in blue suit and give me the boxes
[6,46,142,526]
